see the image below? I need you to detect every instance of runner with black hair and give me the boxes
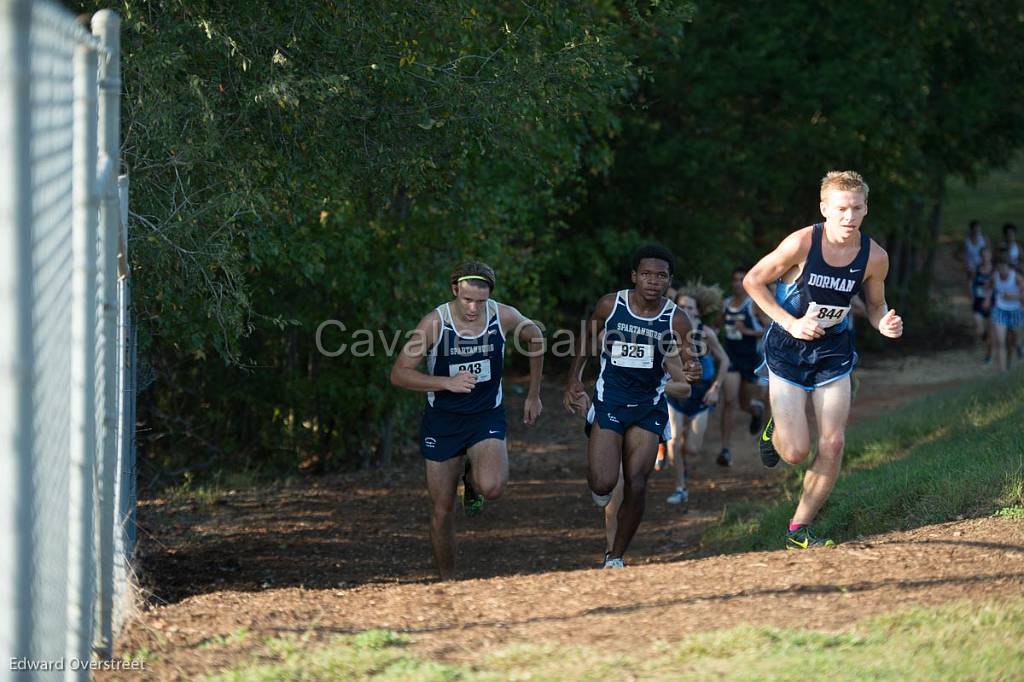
[564,245,701,568]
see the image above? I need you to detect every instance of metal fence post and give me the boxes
[92,7,121,659]
[1,2,131,672]
[0,0,36,667]
[66,38,100,677]
[114,172,134,635]
[119,174,138,564]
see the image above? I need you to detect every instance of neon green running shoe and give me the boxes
[462,461,484,517]
[759,417,780,468]
[786,525,835,550]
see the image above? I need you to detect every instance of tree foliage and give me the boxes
[69,0,1024,478]
[71,0,696,473]
[556,0,1024,315]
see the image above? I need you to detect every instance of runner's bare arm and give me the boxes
[703,328,730,405]
[564,293,615,414]
[1008,272,1023,301]
[754,302,773,334]
[736,303,768,337]
[499,304,545,425]
[663,353,693,399]
[743,227,820,340]
[850,294,868,319]
[734,318,765,337]
[671,304,701,382]
[862,242,903,338]
[390,311,476,393]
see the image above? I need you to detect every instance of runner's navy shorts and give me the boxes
[972,296,990,318]
[419,405,506,461]
[726,353,762,383]
[758,324,857,391]
[667,382,713,418]
[585,397,670,442]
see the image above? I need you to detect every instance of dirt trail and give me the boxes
[110,345,1016,680]
[109,246,1022,679]
[130,343,990,598]
[111,517,1024,679]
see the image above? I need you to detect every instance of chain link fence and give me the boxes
[0,1,135,677]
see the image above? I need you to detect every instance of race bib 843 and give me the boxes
[450,359,491,382]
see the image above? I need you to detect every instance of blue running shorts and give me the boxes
[419,405,506,462]
[585,397,670,442]
[666,382,713,418]
[759,324,857,391]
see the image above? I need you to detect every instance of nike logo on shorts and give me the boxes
[488,430,501,434]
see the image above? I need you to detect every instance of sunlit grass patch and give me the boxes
[703,371,1024,552]
[206,601,1024,680]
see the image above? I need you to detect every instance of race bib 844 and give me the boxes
[806,301,851,329]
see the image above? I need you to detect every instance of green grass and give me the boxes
[162,468,294,507]
[198,627,251,650]
[205,601,1024,681]
[995,505,1024,520]
[204,629,461,682]
[943,154,1024,239]
[703,371,1024,552]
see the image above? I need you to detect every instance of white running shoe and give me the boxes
[603,556,625,569]
[591,490,612,508]
[666,486,688,505]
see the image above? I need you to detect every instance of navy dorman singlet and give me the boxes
[774,223,870,338]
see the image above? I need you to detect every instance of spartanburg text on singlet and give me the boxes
[595,290,677,405]
[774,223,870,337]
[426,299,505,414]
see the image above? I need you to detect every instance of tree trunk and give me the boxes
[376,409,394,469]
[894,197,925,313]
[920,181,946,306]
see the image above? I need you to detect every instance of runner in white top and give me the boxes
[961,220,987,280]
[970,247,995,362]
[988,248,1022,373]
[999,222,1024,360]
[1002,223,1021,269]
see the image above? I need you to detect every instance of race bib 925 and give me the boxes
[610,341,654,369]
